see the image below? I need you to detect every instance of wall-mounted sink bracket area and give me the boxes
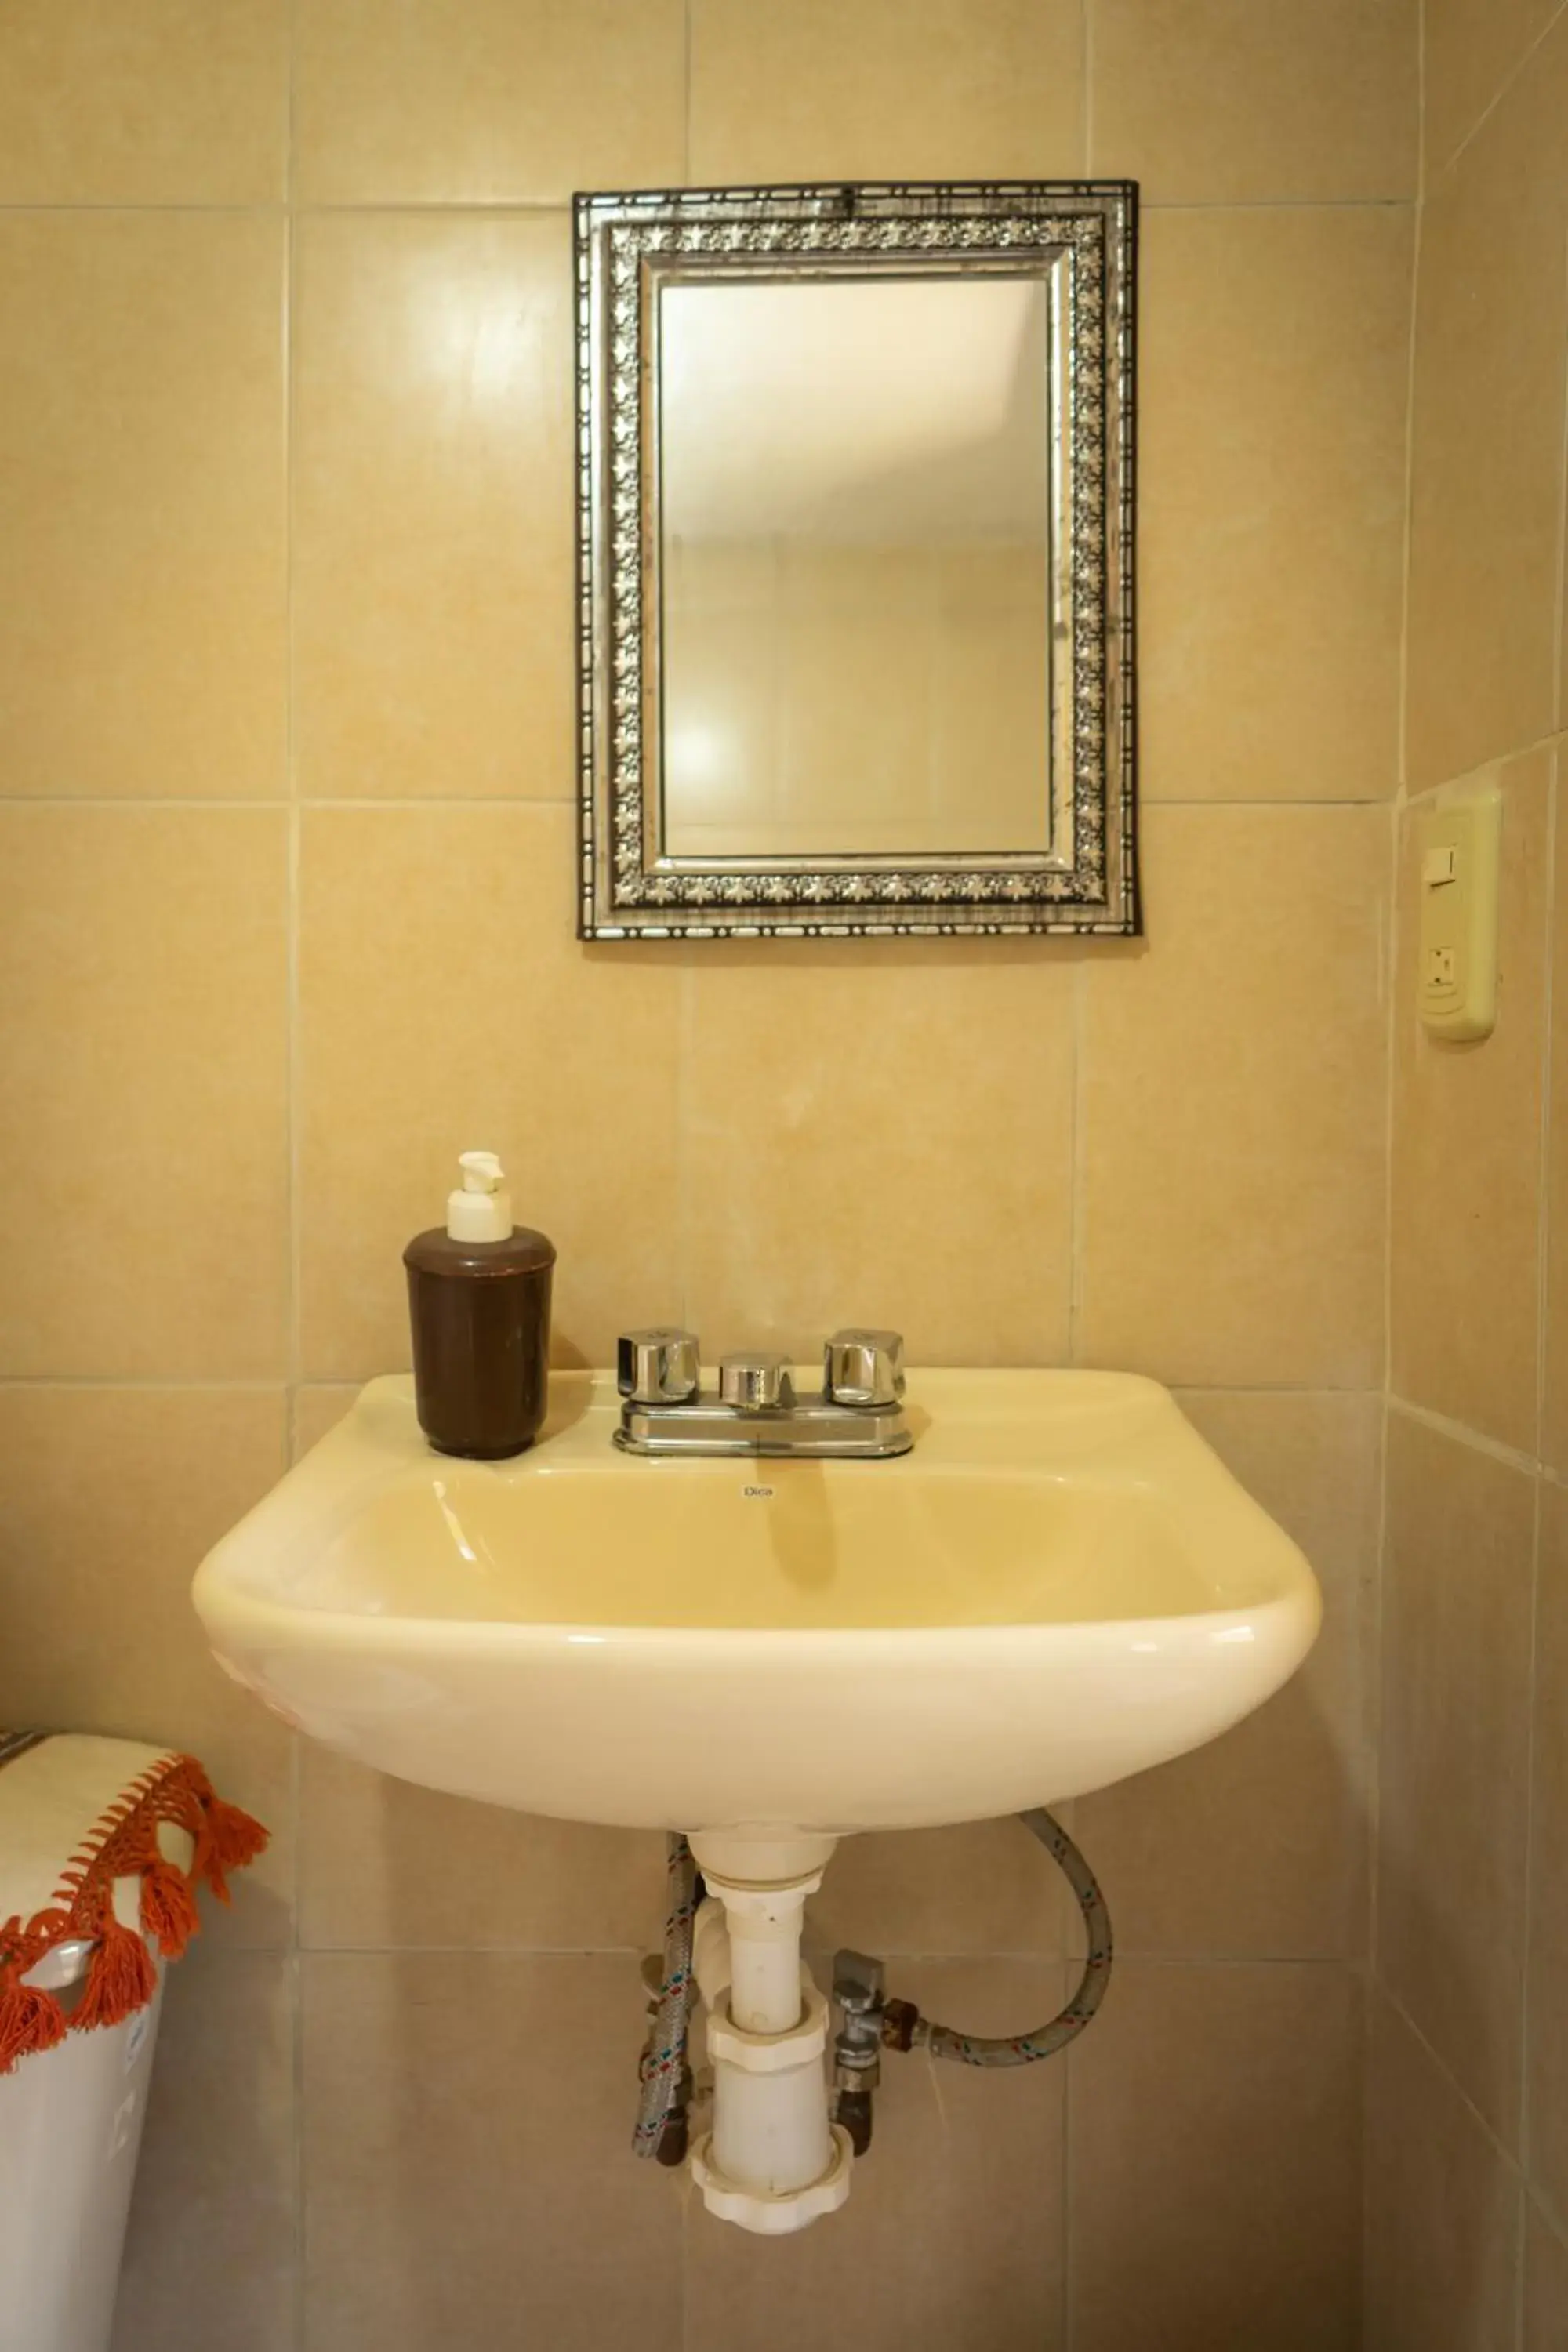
[193,1365,1319,2234]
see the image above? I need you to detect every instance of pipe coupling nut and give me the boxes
[833,2045,881,2092]
[706,1984,830,2073]
[880,1996,922,2053]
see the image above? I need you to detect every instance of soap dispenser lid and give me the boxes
[446,1150,514,1243]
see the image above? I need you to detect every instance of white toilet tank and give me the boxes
[0,1918,169,2352]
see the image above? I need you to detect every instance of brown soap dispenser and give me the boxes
[403,1151,555,1459]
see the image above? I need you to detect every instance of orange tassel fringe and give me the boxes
[139,1858,200,1959]
[0,1977,68,2072]
[0,1750,268,2074]
[72,1905,158,2034]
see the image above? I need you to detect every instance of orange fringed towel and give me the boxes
[0,1732,268,2074]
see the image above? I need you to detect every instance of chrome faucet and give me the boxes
[614,1327,912,1459]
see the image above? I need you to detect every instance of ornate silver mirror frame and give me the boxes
[575,181,1138,940]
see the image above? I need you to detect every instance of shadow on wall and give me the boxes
[231,1670,1368,2350]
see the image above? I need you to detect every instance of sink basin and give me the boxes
[193,1369,1320,1840]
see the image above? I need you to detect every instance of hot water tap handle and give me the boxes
[617,1328,701,1405]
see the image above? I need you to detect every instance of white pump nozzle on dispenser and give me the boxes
[446,1150,514,1244]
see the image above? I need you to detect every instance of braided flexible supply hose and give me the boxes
[891,1807,1113,2067]
[632,1833,699,2157]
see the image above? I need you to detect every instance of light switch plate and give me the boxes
[1417,779,1502,1041]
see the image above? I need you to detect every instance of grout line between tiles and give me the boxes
[1062,175,1088,2240]
[0,200,289,216]
[295,1943,1360,1965]
[292,196,1416,217]
[1393,85,1422,814]
[0,790,1417,811]
[1370,14,1425,2034]
[1381,1982,1530,2205]
[1518,1483,1544,2352]
[1405,728,1568,811]
[302,1943,672,1960]
[1080,0,1094,180]
[1516,744,1559,2339]
[300,198,576,216]
[1555,229,1568,744]
[680,2165,695,2352]
[1066,960,1086,1367]
[289,1945,306,2352]
[0,1375,292,1392]
[1385,1392,1544,1479]
[676,964,696,1331]
[1098,196,1417,213]
[1428,0,1568,188]
[1164,1379,1383,1396]
[0,195,1423,217]
[0,1373,1385,1399]
[0,198,568,217]
[1059,1954,1075,2352]
[1528,2176,1568,2263]
[283,20,307,2350]
[284,222,303,1428]
[0,794,577,810]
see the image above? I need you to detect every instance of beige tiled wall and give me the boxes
[1367,3,1568,2343]
[0,5,1420,2347]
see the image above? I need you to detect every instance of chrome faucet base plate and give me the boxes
[615,1399,913,1461]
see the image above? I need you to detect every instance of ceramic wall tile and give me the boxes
[1528,1480,1568,2222]
[297,804,681,1379]
[0,1388,293,1947]
[1364,1992,1522,2352]
[1378,1412,1535,2148]
[295,0,684,204]
[1069,1962,1363,2350]
[1079,806,1389,1388]
[0,2,286,205]
[0,809,289,1379]
[111,1954,296,2352]
[1136,208,1410,804]
[684,942,1075,1367]
[690,0,1085,182]
[1079,1390,1377,1957]
[0,217,286,802]
[1423,0,1564,176]
[298,1748,666,1955]
[1405,19,1568,789]
[293,212,575,804]
[301,1952,683,2352]
[1091,0,1417,201]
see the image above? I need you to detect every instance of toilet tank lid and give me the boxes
[23,1938,100,1994]
[0,1734,267,2071]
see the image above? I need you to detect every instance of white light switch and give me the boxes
[1417,779,1502,1041]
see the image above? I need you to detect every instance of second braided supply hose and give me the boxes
[885,1806,1113,2065]
[633,1833,699,2158]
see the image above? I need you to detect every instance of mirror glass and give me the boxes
[659,278,1055,864]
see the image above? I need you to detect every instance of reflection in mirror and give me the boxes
[659,278,1054,864]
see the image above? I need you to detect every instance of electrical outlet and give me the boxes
[1417,782,1501,1041]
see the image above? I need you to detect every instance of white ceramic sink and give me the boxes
[193,1369,1320,1846]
